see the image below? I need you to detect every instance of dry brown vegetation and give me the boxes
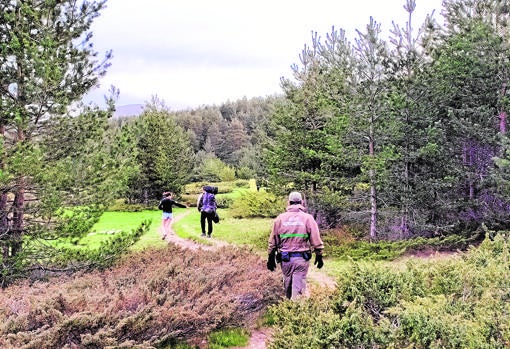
[0,244,283,348]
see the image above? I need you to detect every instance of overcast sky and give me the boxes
[84,0,443,110]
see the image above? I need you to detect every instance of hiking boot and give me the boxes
[201,233,206,237]
[207,234,211,238]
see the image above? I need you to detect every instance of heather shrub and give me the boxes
[0,244,283,348]
[215,195,233,209]
[232,179,250,188]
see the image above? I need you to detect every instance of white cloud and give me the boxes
[85,0,443,110]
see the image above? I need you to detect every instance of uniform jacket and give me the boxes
[268,204,324,255]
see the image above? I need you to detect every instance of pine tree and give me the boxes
[0,0,123,285]
[424,0,510,232]
[384,0,442,237]
[351,17,395,239]
[127,106,194,203]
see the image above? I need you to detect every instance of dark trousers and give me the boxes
[200,211,214,235]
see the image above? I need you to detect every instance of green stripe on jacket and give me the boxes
[280,233,309,238]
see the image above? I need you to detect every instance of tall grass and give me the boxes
[208,328,250,349]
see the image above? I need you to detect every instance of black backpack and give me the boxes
[204,186,218,194]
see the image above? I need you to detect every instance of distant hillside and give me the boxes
[113,104,144,118]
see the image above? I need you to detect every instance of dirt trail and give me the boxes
[166,210,337,349]
[162,209,229,250]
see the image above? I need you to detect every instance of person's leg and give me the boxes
[160,219,167,239]
[164,218,172,235]
[206,212,213,237]
[289,258,309,299]
[161,212,173,239]
[281,257,309,300]
[280,262,293,299]
[200,212,206,236]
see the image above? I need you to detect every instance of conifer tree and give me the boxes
[351,17,395,239]
[424,0,510,232]
[0,0,132,286]
[384,0,442,237]
[126,106,194,203]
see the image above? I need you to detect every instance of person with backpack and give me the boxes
[267,191,324,299]
[197,185,218,238]
[158,192,187,240]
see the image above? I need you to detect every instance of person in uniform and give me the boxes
[267,191,324,299]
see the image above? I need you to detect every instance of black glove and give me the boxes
[267,251,276,271]
[314,254,324,269]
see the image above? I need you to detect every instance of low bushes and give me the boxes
[323,233,476,261]
[183,181,237,195]
[0,244,283,348]
[107,199,146,212]
[267,234,510,348]
[230,191,283,218]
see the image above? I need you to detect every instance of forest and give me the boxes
[2,0,510,348]
[140,0,510,241]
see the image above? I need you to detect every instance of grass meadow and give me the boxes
[173,208,272,253]
[88,209,186,250]
[84,198,272,253]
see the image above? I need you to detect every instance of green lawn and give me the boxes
[85,208,185,250]
[173,208,272,253]
[83,206,272,254]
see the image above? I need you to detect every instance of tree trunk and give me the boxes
[9,126,26,260]
[11,177,25,257]
[499,111,507,134]
[369,124,377,240]
[0,121,7,260]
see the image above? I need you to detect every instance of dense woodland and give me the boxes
[130,0,510,242]
[1,0,510,283]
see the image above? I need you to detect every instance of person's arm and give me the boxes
[307,215,324,268]
[267,220,279,271]
[268,218,280,254]
[174,200,187,208]
[158,200,164,210]
[307,215,324,252]
[197,194,203,212]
